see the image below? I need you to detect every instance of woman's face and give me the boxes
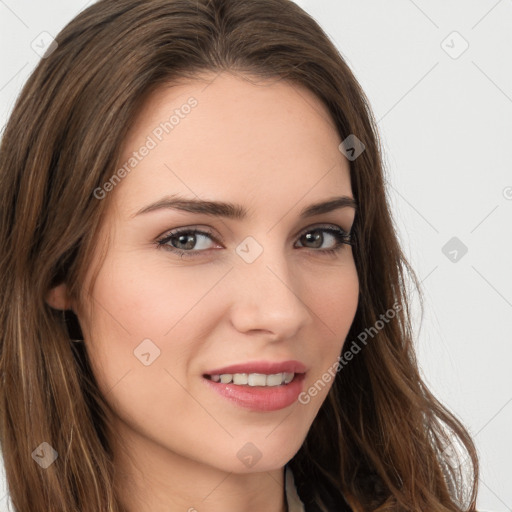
[75,72,358,475]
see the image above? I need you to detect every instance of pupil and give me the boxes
[304,231,322,248]
[175,233,196,250]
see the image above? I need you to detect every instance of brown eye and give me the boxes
[295,226,351,253]
[157,228,220,257]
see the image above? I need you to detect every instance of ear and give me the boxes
[46,283,72,311]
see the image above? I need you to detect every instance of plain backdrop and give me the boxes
[0,1,511,511]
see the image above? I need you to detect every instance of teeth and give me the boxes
[248,373,267,386]
[266,373,283,386]
[219,374,232,384]
[233,373,248,385]
[283,372,294,384]
[209,372,295,386]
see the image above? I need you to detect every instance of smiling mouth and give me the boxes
[202,371,306,411]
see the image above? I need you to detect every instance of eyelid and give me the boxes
[156,223,213,237]
[295,223,351,238]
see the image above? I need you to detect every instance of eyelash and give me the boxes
[156,224,353,259]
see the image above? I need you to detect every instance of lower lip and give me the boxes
[202,373,306,412]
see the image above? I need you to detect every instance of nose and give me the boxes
[228,247,313,340]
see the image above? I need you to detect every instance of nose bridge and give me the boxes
[229,237,311,337]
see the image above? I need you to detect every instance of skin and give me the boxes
[47,71,359,512]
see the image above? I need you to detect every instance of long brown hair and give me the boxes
[0,0,478,510]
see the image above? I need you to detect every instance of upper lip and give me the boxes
[204,360,307,376]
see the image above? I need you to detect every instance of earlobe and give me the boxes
[45,283,72,311]
[46,283,85,342]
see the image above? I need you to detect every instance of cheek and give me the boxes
[298,260,359,404]
[79,257,224,452]
[320,270,359,330]
[306,257,359,339]
[80,256,229,389]
[88,255,227,337]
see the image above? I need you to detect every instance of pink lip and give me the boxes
[203,360,307,376]
[202,372,306,412]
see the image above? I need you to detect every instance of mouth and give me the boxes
[201,366,307,411]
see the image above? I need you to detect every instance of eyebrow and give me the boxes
[133,194,357,220]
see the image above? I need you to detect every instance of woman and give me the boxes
[0,0,478,510]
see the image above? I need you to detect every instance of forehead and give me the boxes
[113,71,351,216]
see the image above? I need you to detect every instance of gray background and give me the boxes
[1,1,511,510]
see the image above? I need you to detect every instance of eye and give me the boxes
[156,224,352,259]
[294,225,352,255]
[156,228,220,257]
